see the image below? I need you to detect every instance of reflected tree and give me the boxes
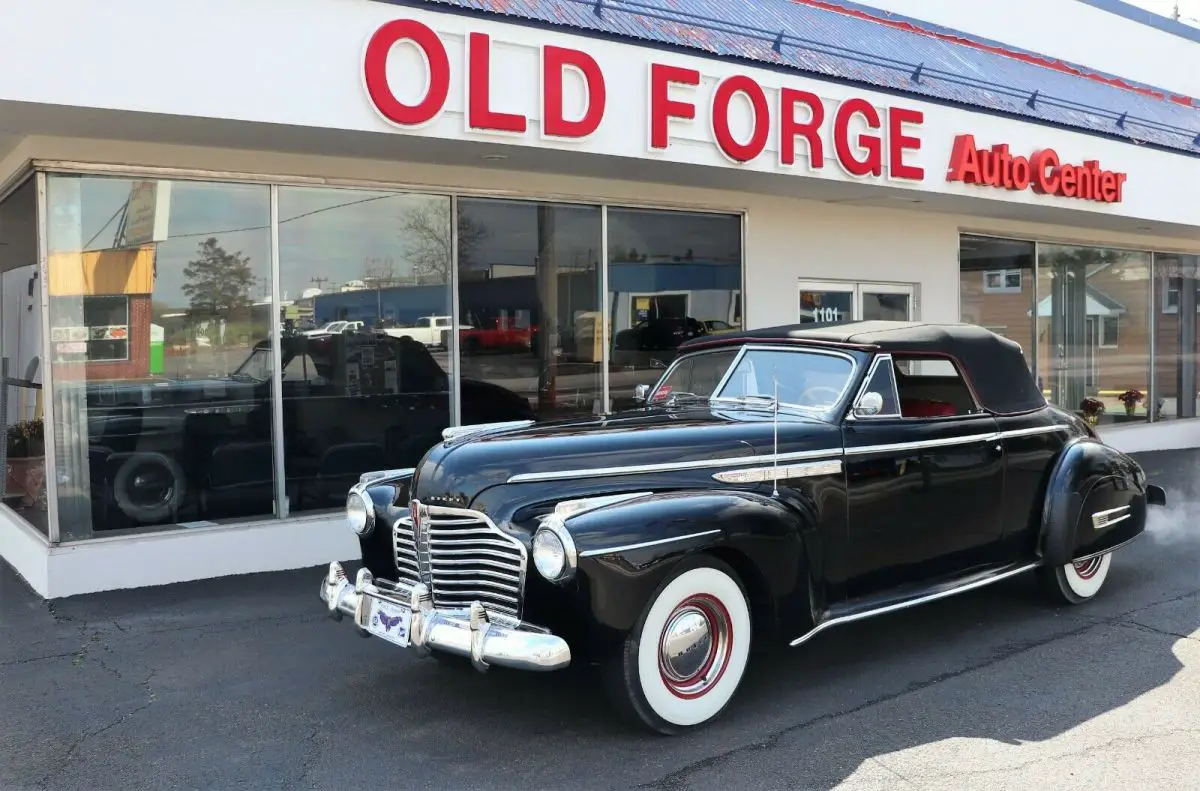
[401,203,487,283]
[182,237,257,317]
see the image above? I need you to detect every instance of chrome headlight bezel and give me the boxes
[345,490,375,537]
[532,515,577,584]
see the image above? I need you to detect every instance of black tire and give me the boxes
[602,555,752,735]
[112,452,186,523]
[1035,553,1112,606]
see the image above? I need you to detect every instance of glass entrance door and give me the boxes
[859,283,914,321]
[798,281,855,324]
[798,281,915,324]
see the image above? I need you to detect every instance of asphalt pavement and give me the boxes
[1,449,1198,791]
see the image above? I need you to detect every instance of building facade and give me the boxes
[2,0,1199,597]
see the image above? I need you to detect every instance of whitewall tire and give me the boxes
[603,556,752,735]
[1037,552,1112,605]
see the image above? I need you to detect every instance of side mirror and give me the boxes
[853,391,884,418]
[633,384,651,404]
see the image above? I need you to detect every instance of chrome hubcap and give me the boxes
[1072,556,1104,580]
[660,609,712,682]
[657,594,732,699]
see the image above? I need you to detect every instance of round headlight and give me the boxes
[345,492,374,537]
[532,518,577,584]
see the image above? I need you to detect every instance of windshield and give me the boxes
[647,349,740,404]
[717,349,855,411]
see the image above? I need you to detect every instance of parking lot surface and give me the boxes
[2,449,1198,791]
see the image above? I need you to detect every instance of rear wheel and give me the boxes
[1036,552,1112,605]
[603,556,752,735]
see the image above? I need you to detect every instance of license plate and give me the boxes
[366,598,412,648]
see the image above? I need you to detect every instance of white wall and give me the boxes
[867,0,1200,99]
[1,0,1197,230]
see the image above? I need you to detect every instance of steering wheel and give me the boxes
[797,385,842,407]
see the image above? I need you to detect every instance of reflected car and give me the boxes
[72,331,535,531]
[321,321,1166,734]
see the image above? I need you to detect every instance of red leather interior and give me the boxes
[900,398,956,418]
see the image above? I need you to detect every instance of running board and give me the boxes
[790,562,1040,648]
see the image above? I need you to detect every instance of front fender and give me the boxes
[562,489,819,643]
[1039,438,1152,567]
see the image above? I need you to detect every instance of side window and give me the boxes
[892,356,978,418]
[852,355,901,418]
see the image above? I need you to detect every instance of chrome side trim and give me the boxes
[844,429,998,456]
[578,529,722,558]
[507,449,840,483]
[506,425,1072,484]
[790,563,1039,648]
[554,492,654,519]
[1091,504,1132,529]
[998,424,1072,440]
[713,460,843,484]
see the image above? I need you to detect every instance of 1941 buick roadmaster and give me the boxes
[319,321,1167,734]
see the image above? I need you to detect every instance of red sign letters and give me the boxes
[362,18,925,180]
[946,134,1127,203]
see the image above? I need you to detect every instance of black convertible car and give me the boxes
[320,321,1166,734]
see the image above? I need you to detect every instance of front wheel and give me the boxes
[1036,552,1112,605]
[603,556,752,735]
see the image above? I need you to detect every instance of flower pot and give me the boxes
[5,456,46,509]
[1124,405,1136,416]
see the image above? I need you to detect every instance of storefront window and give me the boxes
[457,198,601,422]
[47,175,274,539]
[1151,253,1200,421]
[607,208,742,409]
[278,187,458,515]
[0,178,48,535]
[1036,245,1152,425]
[958,235,1037,371]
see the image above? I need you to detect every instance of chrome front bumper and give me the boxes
[318,562,571,673]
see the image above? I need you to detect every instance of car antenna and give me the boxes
[772,367,780,497]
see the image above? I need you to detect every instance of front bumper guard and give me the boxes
[319,562,571,673]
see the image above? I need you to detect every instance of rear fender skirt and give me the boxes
[567,490,818,635]
[1039,438,1149,567]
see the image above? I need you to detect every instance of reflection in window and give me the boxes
[47,175,274,540]
[717,349,853,411]
[1036,244,1151,425]
[280,188,461,515]
[649,349,739,404]
[0,178,48,535]
[958,235,1036,362]
[456,198,602,422]
[607,208,742,409]
[1153,253,1200,420]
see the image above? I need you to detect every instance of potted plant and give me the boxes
[5,419,46,508]
[1079,396,1105,426]
[1117,389,1144,416]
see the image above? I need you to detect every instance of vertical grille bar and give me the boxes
[393,502,526,618]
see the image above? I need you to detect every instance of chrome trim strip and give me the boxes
[1072,532,1143,563]
[790,563,1040,648]
[999,425,1071,439]
[843,430,998,456]
[1092,505,1132,529]
[578,529,722,558]
[713,460,843,484]
[269,184,288,519]
[507,449,840,483]
[507,425,1072,483]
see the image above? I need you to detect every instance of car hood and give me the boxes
[410,406,841,508]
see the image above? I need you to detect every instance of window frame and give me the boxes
[982,268,1023,294]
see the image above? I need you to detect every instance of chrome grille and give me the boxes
[393,502,526,617]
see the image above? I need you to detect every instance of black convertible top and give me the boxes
[681,321,1046,415]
